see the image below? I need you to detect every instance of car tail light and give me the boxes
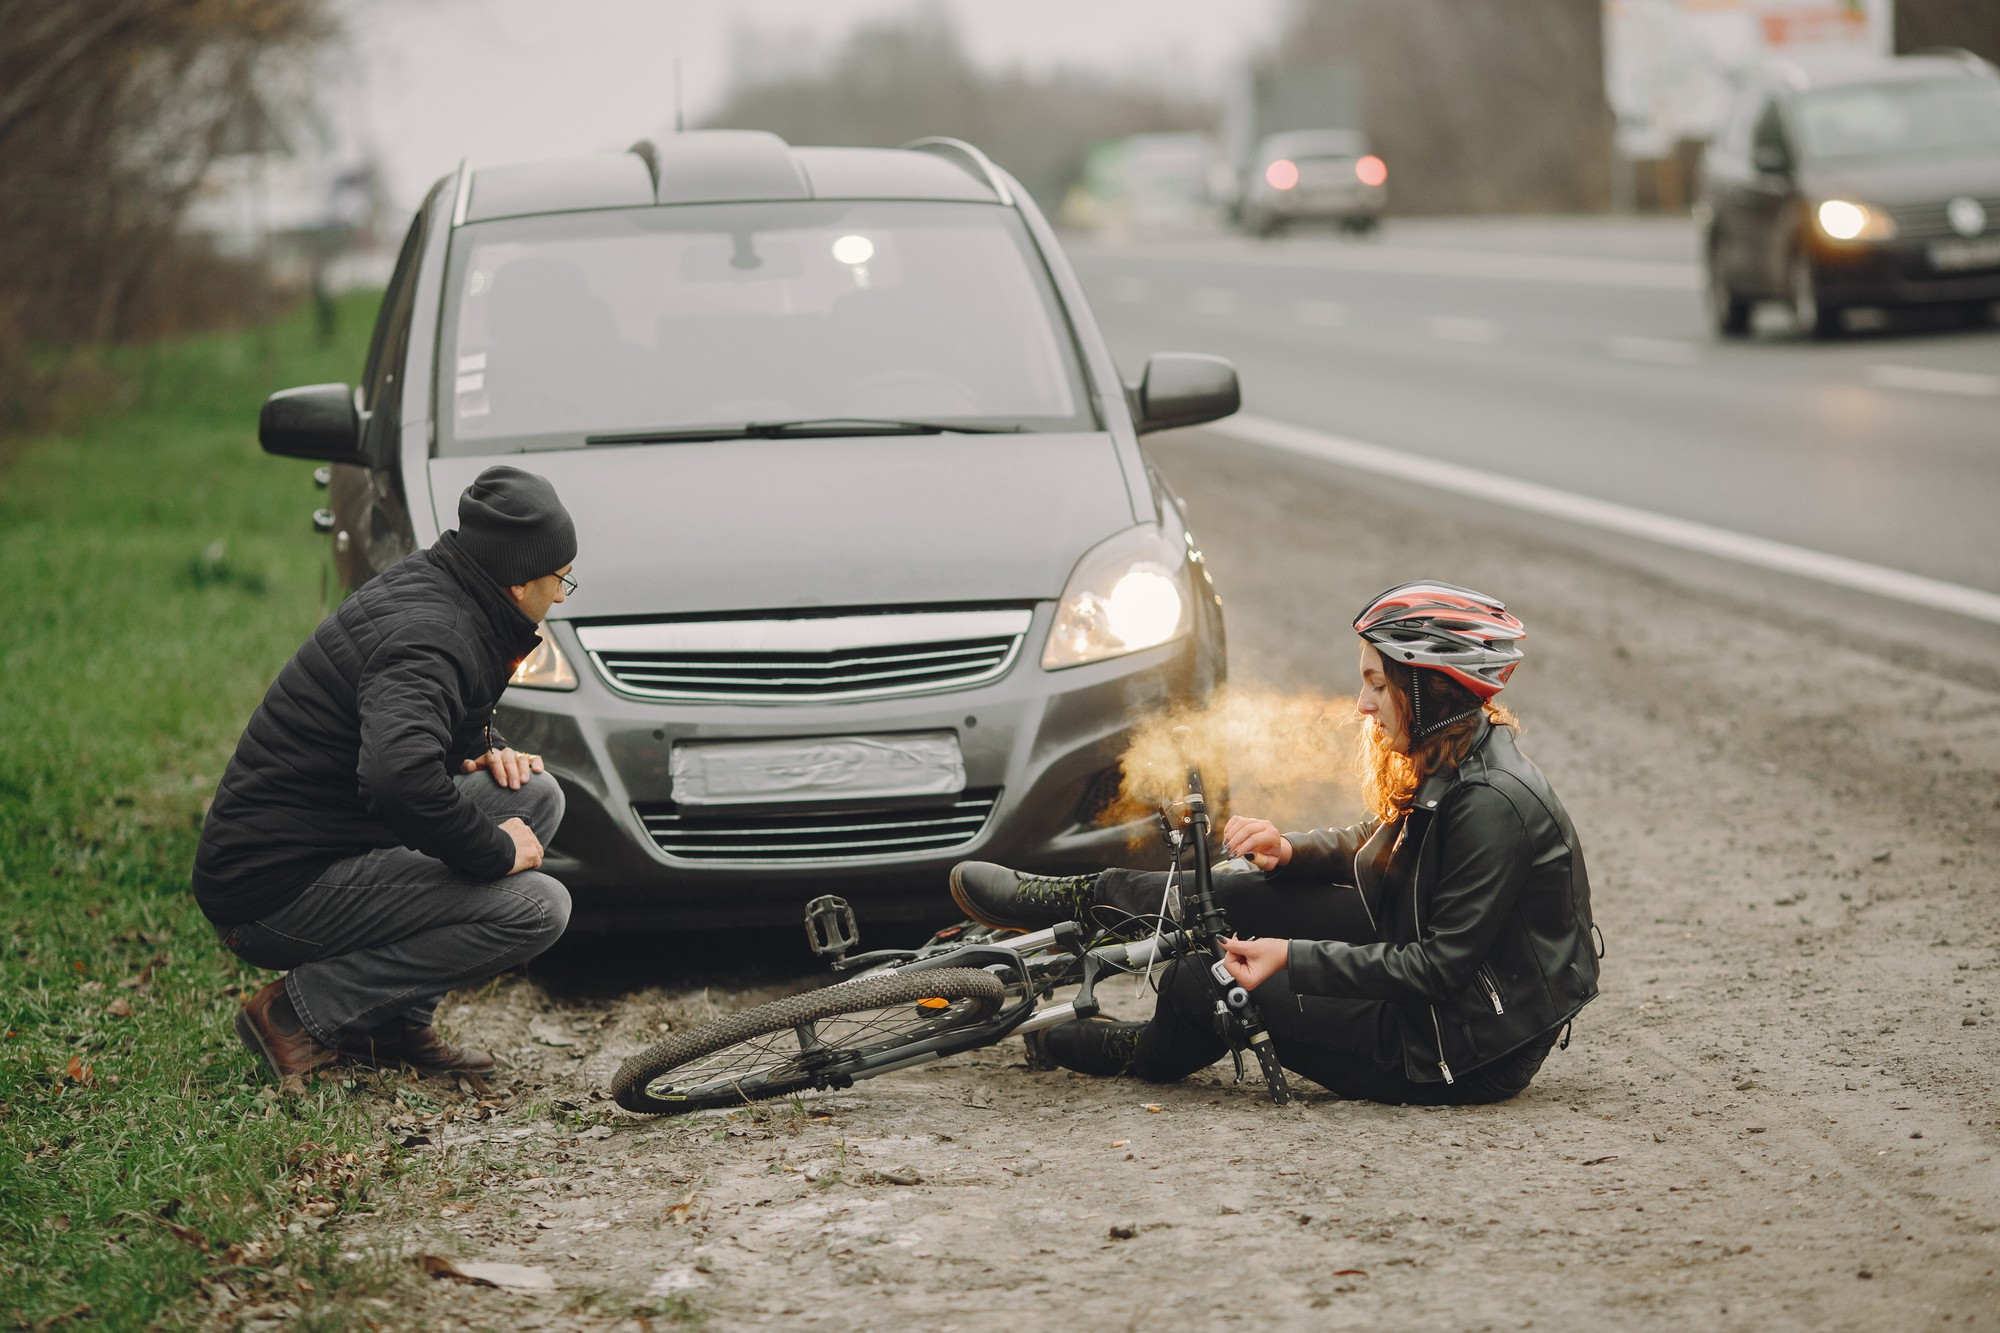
[1265,159,1300,191]
[1355,155,1388,187]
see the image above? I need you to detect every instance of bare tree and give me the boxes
[0,0,334,426]
[1278,0,1612,214]
[702,5,1211,210]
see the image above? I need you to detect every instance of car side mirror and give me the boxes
[260,383,367,464]
[1751,143,1790,175]
[1134,353,1240,435]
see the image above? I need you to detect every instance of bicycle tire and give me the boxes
[610,968,1007,1115]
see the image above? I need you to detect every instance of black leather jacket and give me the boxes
[1280,721,1600,1084]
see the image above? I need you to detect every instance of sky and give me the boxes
[331,0,1290,208]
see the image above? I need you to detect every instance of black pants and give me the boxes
[1099,865,1550,1106]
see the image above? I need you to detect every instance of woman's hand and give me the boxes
[1220,935,1289,991]
[464,747,545,790]
[1221,816,1292,871]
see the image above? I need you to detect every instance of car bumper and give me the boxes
[1810,236,2000,307]
[493,604,1212,931]
[1257,184,1385,220]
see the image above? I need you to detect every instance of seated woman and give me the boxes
[949,581,1601,1106]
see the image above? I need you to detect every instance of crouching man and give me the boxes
[193,465,579,1081]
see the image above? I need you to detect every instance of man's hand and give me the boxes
[1220,815,1292,871]
[1220,935,1289,991]
[464,747,545,791]
[500,817,544,874]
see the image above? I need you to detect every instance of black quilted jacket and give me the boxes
[1281,722,1601,1084]
[192,532,543,929]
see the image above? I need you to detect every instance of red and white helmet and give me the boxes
[1353,581,1525,699]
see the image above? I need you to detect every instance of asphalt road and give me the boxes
[1066,218,2000,596]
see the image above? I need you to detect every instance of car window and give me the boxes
[1719,91,1763,158]
[1752,101,1791,161]
[435,200,1095,455]
[361,188,435,416]
[1795,78,2000,160]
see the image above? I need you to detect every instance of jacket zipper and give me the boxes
[1478,966,1506,1015]
[1412,812,1453,1083]
[1351,824,1382,934]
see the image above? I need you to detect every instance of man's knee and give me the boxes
[521,772,565,839]
[502,871,572,954]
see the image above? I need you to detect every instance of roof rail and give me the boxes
[1909,46,1998,75]
[901,137,1013,206]
[451,157,474,227]
[628,139,660,191]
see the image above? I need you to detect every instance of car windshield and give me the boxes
[436,200,1094,455]
[1795,78,2000,160]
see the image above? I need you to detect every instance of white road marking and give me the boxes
[1212,412,2000,627]
[1112,275,1150,304]
[1610,335,1700,365]
[1866,364,1999,398]
[1296,299,1347,327]
[1428,315,1498,344]
[1191,287,1237,316]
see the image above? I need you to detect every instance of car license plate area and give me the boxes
[1928,237,2000,272]
[669,732,966,808]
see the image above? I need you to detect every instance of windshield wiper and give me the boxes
[586,417,1025,446]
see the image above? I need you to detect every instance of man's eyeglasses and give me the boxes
[558,572,578,597]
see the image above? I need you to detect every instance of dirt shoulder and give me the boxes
[324,431,2000,1332]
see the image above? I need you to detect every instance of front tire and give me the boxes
[610,968,1007,1115]
[1706,254,1751,337]
[1788,249,1842,340]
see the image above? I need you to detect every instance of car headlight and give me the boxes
[1816,199,1896,242]
[510,623,578,690]
[1042,525,1193,669]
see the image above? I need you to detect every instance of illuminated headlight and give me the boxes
[1042,525,1193,669]
[1816,199,1896,241]
[510,623,578,690]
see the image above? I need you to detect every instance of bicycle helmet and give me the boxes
[1353,580,1525,705]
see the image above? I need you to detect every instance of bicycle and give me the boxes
[609,746,1293,1113]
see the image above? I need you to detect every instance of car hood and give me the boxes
[427,432,1139,617]
[1801,149,2000,207]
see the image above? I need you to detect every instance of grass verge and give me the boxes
[0,293,447,1329]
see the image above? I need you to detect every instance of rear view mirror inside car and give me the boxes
[680,234,806,282]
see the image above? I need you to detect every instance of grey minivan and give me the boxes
[260,132,1237,930]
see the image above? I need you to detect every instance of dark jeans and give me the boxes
[222,772,571,1046]
[1100,864,1550,1106]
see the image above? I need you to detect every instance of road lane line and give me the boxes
[1191,287,1237,315]
[1428,315,1498,344]
[1610,335,1701,365]
[1211,412,2000,626]
[1866,364,1999,398]
[1297,299,1347,327]
[1070,241,1700,290]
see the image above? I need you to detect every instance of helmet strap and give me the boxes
[1408,668,1483,740]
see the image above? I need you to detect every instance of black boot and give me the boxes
[1025,1017,1146,1077]
[949,861,1099,931]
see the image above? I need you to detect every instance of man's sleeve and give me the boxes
[356,638,517,880]
[1286,787,1529,1002]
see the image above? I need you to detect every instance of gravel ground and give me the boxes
[331,431,2000,1332]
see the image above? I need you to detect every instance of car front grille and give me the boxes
[635,790,999,863]
[575,609,1033,703]
[1885,194,2000,242]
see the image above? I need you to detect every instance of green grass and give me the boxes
[0,293,443,1329]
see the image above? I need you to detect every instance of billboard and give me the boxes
[1604,0,1893,156]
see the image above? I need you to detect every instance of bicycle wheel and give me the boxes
[610,968,1007,1115]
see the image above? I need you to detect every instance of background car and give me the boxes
[1699,50,2000,339]
[1239,129,1387,237]
[260,131,1237,932]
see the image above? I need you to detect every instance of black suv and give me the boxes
[1700,51,2000,338]
[257,133,1238,931]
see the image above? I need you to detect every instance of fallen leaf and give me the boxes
[528,1018,578,1048]
[1580,1155,1620,1166]
[455,1262,554,1292]
[1331,1269,1369,1277]
[1142,1103,1163,1113]
[105,998,133,1018]
[1111,1140,1128,1149]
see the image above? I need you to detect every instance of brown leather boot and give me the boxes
[342,1019,495,1075]
[234,979,339,1081]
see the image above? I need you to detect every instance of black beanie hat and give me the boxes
[454,465,577,586]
